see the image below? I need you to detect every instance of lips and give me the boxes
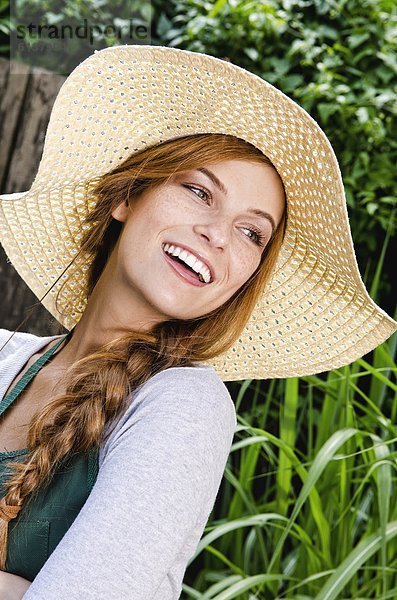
[162,242,215,282]
[162,247,208,287]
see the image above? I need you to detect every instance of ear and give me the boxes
[111,200,129,223]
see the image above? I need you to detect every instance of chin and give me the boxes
[156,303,205,322]
[144,288,218,322]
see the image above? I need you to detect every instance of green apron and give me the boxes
[0,330,99,580]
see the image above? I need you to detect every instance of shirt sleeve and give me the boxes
[22,366,237,600]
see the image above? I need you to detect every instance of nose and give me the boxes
[193,219,230,251]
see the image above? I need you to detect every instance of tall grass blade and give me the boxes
[315,521,397,600]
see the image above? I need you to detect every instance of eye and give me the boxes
[241,226,267,247]
[183,184,211,204]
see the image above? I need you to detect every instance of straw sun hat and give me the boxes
[0,44,395,380]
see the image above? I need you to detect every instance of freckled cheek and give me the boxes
[151,199,192,230]
[231,253,261,285]
[135,210,173,241]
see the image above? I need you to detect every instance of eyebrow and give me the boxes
[198,167,228,196]
[197,167,276,235]
[247,208,276,236]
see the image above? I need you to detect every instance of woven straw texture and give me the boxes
[0,44,396,380]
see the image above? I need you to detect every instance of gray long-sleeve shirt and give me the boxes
[0,328,237,599]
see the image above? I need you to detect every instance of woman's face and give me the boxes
[109,158,285,326]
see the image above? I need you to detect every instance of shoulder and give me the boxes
[0,328,62,357]
[0,327,28,346]
[128,364,235,427]
[99,364,237,467]
[0,327,38,356]
[138,364,235,417]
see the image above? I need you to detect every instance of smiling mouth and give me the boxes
[162,243,213,284]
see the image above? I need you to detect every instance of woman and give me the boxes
[0,45,395,599]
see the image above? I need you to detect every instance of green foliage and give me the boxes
[0,0,11,53]
[182,340,397,598]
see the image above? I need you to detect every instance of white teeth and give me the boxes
[192,258,204,272]
[183,252,197,269]
[162,243,212,283]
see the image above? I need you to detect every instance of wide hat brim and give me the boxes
[0,44,396,380]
